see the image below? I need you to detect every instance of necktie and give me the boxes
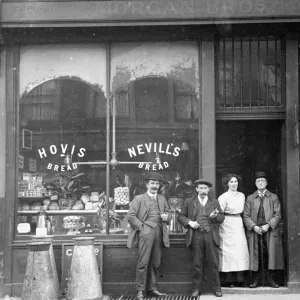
[257,193,266,226]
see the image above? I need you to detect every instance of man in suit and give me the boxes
[243,171,284,288]
[178,179,224,297]
[127,172,172,300]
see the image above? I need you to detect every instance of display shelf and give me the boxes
[18,209,128,215]
[18,196,46,203]
[18,210,98,215]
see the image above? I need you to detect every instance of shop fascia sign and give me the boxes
[127,142,180,171]
[38,144,86,172]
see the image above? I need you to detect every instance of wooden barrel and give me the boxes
[21,242,58,300]
[31,235,60,299]
[67,237,103,300]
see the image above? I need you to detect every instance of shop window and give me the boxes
[17,79,108,236]
[17,77,199,237]
[217,36,283,111]
[113,77,199,235]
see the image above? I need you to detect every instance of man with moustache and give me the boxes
[127,172,172,300]
[243,171,284,288]
[178,179,224,297]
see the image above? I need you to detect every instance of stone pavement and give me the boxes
[1,294,300,300]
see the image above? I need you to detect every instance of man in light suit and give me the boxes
[178,179,224,297]
[127,172,172,300]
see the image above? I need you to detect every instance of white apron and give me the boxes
[218,190,250,272]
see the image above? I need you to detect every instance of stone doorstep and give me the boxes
[220,287,289,294]
[0,289,292,300]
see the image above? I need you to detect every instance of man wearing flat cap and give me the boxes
[243,171,284,288]
[178,179,224,297]
[127,172,172,300]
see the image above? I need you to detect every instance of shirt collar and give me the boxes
[228,189,239,196]
[148,192,157,198]
[198,195,208,205]
[256,189,267,197]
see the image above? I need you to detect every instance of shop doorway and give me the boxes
[216,120,283,198]
[216,119,285,286]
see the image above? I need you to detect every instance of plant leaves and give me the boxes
[68,180,74,190]
[71,173,84,179]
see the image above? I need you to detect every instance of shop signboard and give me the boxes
[3,0,300,26]
[61,242,103,296]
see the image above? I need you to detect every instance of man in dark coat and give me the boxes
[178,179,224,297]
[127,172,172,300]
[243,171,284,288]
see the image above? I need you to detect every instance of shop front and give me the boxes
[1,0,300,297]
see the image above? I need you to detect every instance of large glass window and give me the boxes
[17,79,107,236]
[113,77,199,235]
[17,77,200,236]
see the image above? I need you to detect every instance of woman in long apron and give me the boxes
[218,174,250,287]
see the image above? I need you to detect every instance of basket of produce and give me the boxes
[63,216,86,235]
[114,187,130,209]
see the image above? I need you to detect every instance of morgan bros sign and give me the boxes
[127,142,180,170]
[38,144,86,172]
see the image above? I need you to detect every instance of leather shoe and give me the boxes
[136,291,144,300]
[268,279,279,288]
[249,280,259,288]
[214,292,223,297]
[190,290,201,297]
[147,290,167,297]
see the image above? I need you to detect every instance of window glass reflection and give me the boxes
[18,79,107,236]
[113,77,199,235]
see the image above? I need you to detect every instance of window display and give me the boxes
[17,76,200,236]
[17,78,110,235]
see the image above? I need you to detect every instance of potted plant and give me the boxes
[44,172,90,210]
[97,193,125,233]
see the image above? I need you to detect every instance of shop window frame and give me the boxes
[16,77,111,239]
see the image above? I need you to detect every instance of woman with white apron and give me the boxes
[218,174,250,287]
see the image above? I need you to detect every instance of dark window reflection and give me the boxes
[217,36,282,110]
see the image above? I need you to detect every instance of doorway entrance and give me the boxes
[216,119,285,286]
[216,120,283,198]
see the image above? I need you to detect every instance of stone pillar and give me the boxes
[285,36,300,291]
[0,44,6,298]
[2,44,19,296]
[199,38,216,196]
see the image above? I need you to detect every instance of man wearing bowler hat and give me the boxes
[127,172,172,300]
[243,171,284,288]
[178,179,224,297]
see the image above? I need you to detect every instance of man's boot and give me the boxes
[136,291,144,300]
[267,271,279,288]
[249,272,260,288]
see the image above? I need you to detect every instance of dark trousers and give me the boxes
[136,224,163,292]
[191,230,221,292]
[221,271,244,283]
[252,233,273,284]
